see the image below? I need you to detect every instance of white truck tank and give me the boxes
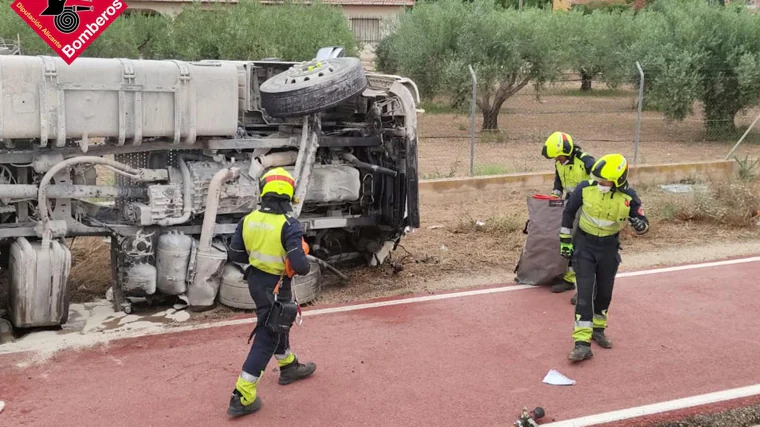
[0,55,240,144]
[156,231,193,296]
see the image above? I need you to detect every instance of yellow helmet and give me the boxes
[542,132,574,159]
[590,154,629,188]
[260,167,295,199]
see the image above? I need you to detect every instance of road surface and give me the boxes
[1,256,760,426]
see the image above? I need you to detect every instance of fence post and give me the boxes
[725,111,760,160]
[468,65,477,177]
[634,61,644,164]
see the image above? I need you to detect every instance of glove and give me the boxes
[559,233,574,259]
[629,217,649,235]
[285,238,310,278]
[551,189,562,198]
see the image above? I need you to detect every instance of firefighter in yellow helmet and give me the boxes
[542,132,596,298]
[225,167,315,417]
[559,154,649,362]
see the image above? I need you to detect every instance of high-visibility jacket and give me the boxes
[561,180,647,238]
[554,148,596,196]
[241,210,289,276]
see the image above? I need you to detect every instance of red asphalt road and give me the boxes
[2,259,760,426]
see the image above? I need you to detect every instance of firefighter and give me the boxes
[225,167,316,417]
[541,131,596,299]
[559,154,649,362]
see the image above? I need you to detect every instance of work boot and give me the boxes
[552,280,575,293]
[570,293,577,305]
[278,357,317,385]
[227,389,262,417]
[592,329,613,349]
[568,344,593,362]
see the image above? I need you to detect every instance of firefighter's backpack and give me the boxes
[513,194,573,286]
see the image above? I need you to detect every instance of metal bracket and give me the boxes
[117,58,137,147]
[38,56,59,148]
[171,60,191,82]
[291,114,321,218]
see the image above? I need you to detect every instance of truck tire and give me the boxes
[218,263,255,310]
[259,57,367,118]
[292,260,322,305]
[218,261,322,310]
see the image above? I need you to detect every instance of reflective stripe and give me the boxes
[581,210,617,228]
[560,227,573,235]
[574,320,594,328]
[274,349,292,360]
[240,371,259,383]
[249,251,285,264]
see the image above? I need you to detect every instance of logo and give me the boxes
[11,0,127,65]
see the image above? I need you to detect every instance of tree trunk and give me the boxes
[482,107,499,131]
[580,72,593,92]
[703,102,739,141]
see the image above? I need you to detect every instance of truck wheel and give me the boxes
[259,57,367,118]
[218,263,256,311]
[292,261,322,305]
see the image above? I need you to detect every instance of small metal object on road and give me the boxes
[512,406,545,427]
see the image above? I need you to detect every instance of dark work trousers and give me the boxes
[571,229,621,346]
[241,267,293,377]
[565,198,582,281]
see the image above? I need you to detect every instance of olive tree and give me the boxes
[154,0,359,62]
[375,0,471,99]
[448,5,567,130]
[378,0,566,131]
[563,8,638,91]
[632,0,760,139]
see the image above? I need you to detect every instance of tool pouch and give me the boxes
[263,274,299,333]
[265,299,299,334]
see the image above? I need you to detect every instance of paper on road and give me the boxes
[0,400,5,414]
[543,369,576,386]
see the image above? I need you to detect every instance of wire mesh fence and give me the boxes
[416,73,760,180]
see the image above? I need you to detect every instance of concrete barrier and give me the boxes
[419,160,737,199]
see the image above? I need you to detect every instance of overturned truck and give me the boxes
[0,48,421,328]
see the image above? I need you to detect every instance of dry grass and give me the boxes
[653,178,760,228]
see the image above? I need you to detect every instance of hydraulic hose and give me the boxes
[341,152,398,177]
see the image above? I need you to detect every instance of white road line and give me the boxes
[615,256,760,279]
[542,383,760,426]
[1,256,759,356]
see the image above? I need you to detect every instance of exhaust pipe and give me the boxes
[186,166,240,311]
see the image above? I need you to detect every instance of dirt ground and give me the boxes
[52,82,760,316]
[59,176,760,321]
[651,404,760,427]
[416,82,760,178]
[5,80,760,319]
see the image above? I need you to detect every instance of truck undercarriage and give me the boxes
[0,48,421,330]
